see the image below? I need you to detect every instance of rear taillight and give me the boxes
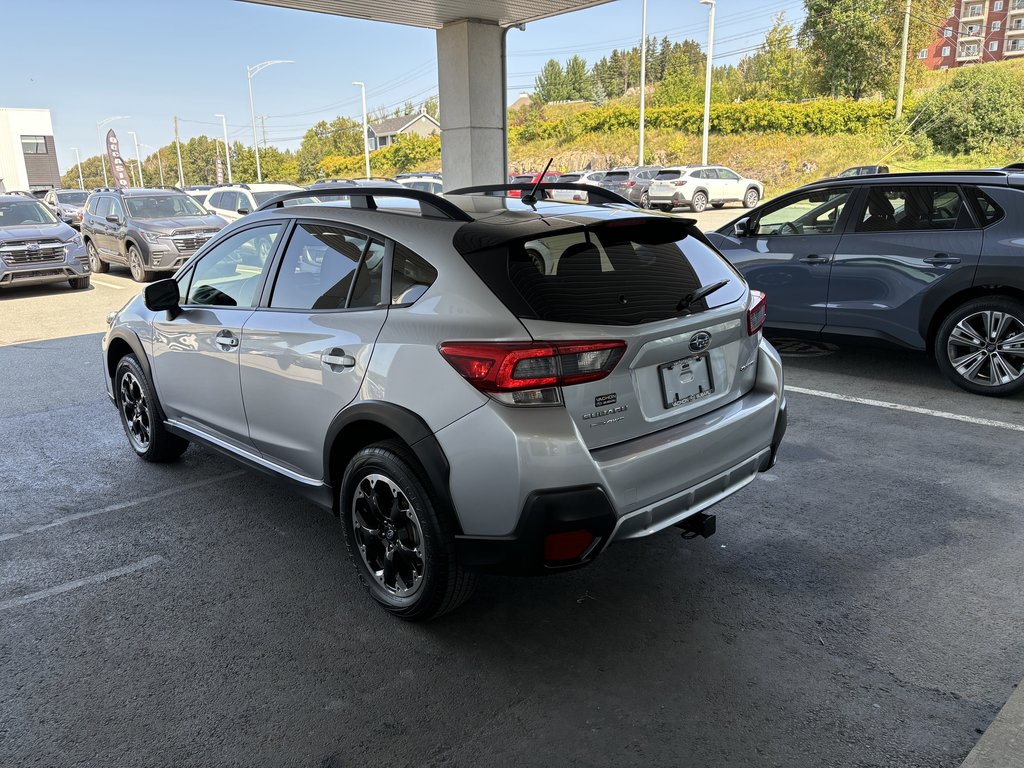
[624,180,636,187]
[673,180,688,187]
[747,290,767,335]
[438,341,626,406]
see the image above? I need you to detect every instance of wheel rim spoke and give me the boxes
[119,371,150,448]
[950,321,985,348]
[948,310,1024,387]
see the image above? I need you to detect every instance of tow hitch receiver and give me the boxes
[676,512,716,540]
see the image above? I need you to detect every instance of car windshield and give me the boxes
[0,199,59,226]
[125,194,207,219]
[252,190,307,206]
[56,191,88,205]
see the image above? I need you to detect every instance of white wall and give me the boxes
[0,108,55,191]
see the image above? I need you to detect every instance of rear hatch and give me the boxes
[649,169,685,199]
[459,216,760,450]
[600,170,631,194]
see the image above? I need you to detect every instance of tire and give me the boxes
[744,188,761,208]
[341,440,476,621]
[68,276,91,290]
[128,245,155,283]
[711,202,725,209]
[640,191,651,209]
[691,192,708,213]
[113,354,189,461]
[935,296,1024,396]
[87,241,108,273]
[658,204,673,213]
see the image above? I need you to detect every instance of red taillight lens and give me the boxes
[673,180,688,187]
[624,180,636,187]
[544,530,594,562]
[747,290,767,335]
[438,341,626,393]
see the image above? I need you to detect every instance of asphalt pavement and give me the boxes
[1,247,1023,767]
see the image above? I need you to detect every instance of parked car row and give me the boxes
[508,164,764,212]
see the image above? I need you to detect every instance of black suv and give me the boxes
[708,169,1024,396]
[81,187,228,282]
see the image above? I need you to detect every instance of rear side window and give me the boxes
[95,197,113,218]
[855,185,970,232]
[87,196,100,214]
[655,170,681,180]
[391,243,437,304]
[270,223,368,310]
[348,240,386,308]
[463,221,744,327]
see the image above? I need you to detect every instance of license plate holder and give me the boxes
[659,355,713,409]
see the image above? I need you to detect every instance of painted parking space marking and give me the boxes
[1,471,245,541]
[0,555,163,612]
[788,386,1024,433]
[90,278,127,290]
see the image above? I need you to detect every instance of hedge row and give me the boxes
[511,99,904,143]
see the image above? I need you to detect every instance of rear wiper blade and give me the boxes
[676,279,730,314]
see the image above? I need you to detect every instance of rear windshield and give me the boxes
[559,174,581,183]
[512,175,534,184]
[462,221,744,326]
[655,170,682,180]
[603,171,629,182]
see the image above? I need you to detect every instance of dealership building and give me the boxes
[0,108,61,193]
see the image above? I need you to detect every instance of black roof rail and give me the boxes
[447,183,637,207]
[255,186,474,222]
[308,178,357,186]
[1004,162,1024,171]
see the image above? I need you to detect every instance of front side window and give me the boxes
[109,198,125,222]
[0,200,57,225]
[21,135,46,154]
[186,224,284,307]
[717,168,740,181]
[754,188,852,236]
[854,185,969,233]
[125,194,207,219]
[270,223,368,310]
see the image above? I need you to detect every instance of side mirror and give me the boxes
[733,218,751,237]
[144,278,181,319]
[105,213,120,224]
[236,208,250,216]
[60,214,74,224]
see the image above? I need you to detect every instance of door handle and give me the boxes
[799,254,831,264]
[214,331,239,349]
[321,349,356,369]
[924,254,961,265]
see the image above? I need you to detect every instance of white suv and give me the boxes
[204,183,307,222]
[649,165,763,213]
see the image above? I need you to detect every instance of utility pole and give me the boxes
[700,0,716,166]
[215,113,233,182]
[70,147,84,190]
[354,81,370,179]
[639,0,647,166]
[174,116,185,188]
[895,0,912,120]
[260,115,268,149]
[127,131,144,187]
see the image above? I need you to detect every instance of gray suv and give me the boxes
[709,170,1024,396]
[0,194,89,290]
[82,187,228,282]
[102,186,787,620]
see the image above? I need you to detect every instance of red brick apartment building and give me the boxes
[920,0,1024,68]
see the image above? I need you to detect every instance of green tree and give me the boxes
[421,95,440,120]
[60,154,107,189]
[922,62,1024,153]
[534,58,567,103]
[741,13,813,101]
[296,117,363,181]
[564,55,593,101]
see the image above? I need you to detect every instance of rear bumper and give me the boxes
[445,340,787,575]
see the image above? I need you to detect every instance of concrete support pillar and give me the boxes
[436,19,507,190]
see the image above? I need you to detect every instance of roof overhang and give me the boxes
[238,0,615,29]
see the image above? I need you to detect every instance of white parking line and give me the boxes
[0,555,163,612]
[91,278,127,290]
[788,386,1024,433]
[1,471,245,541]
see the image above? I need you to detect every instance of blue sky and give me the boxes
[5,0,805,173]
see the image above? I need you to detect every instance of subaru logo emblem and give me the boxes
[26,242,40,252]
[689,331,712,353]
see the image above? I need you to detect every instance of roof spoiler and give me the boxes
[448,183,636,207]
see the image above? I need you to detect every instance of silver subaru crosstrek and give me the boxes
[102,185,787,620]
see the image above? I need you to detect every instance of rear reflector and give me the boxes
[544,530,594,562]
[747,290,767,335]
[439,341,626,393]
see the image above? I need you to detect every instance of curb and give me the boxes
[960,681,1024,767]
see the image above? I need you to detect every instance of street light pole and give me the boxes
[353,81,370,179]
[639,0,647,166]
[127,131,144,188]
[70,147,84,190]
[96,115,130,187]
[141,143,165,186]
[699,0,716,166]
[215,113,233,182]
[246,60,293,182]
